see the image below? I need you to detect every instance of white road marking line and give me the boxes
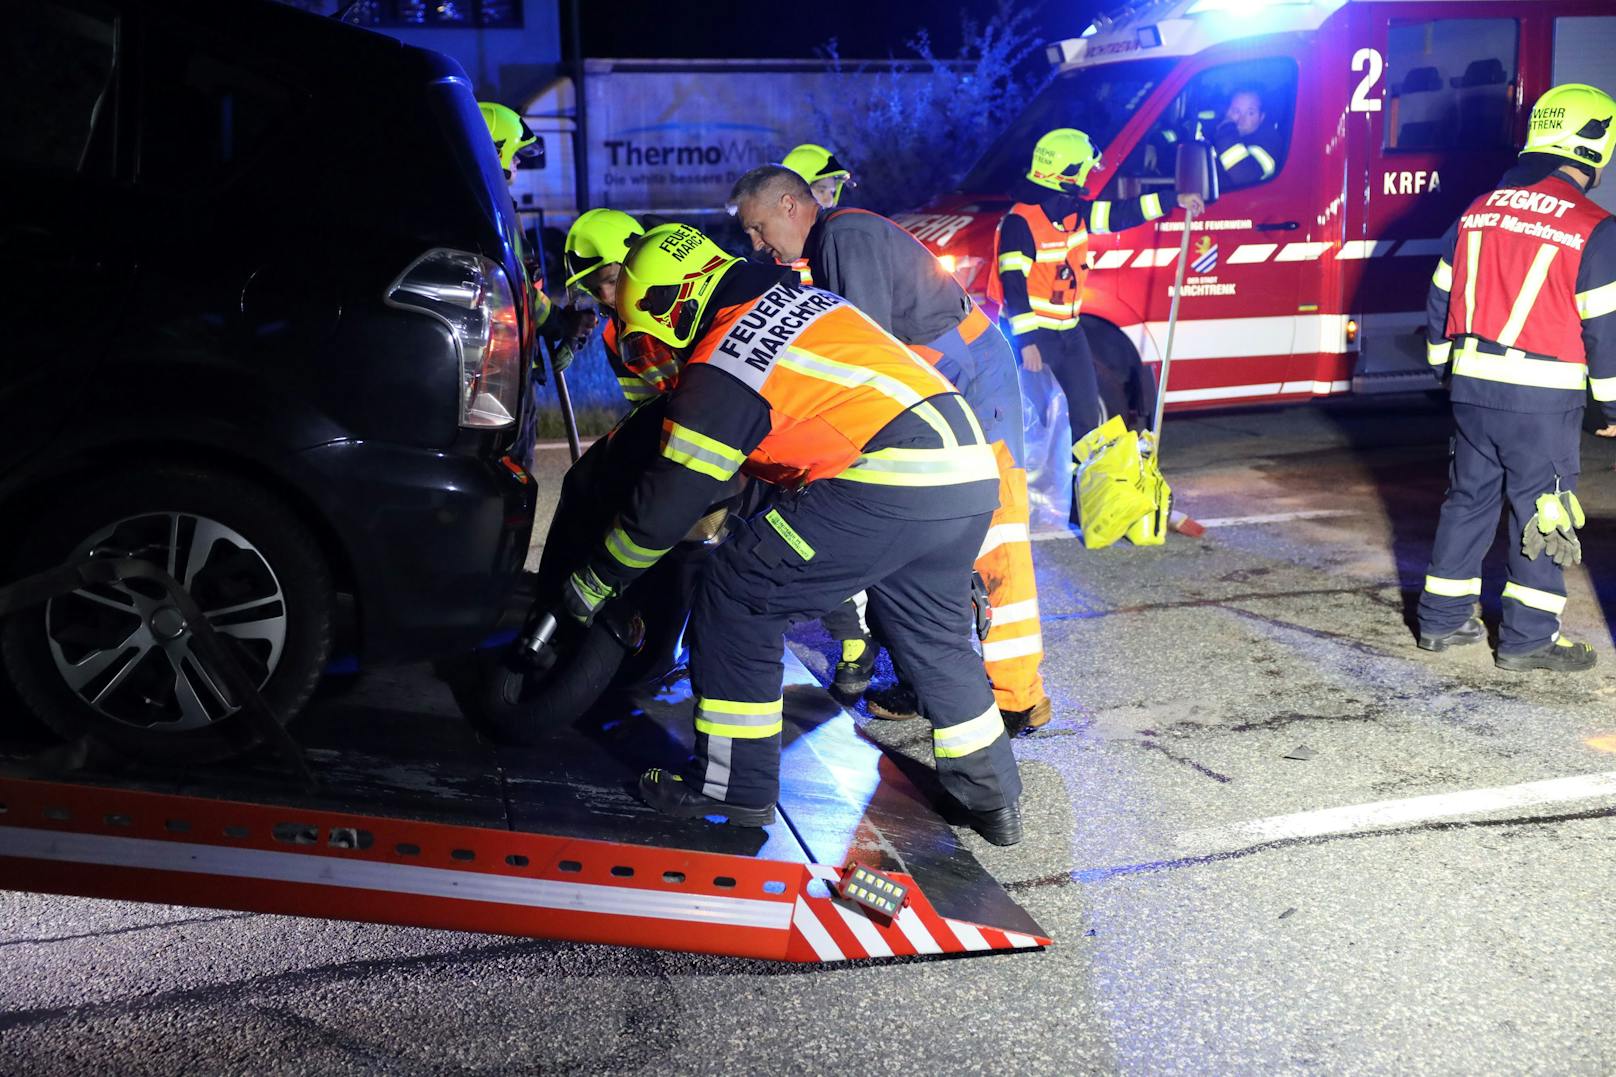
[534,439,597,451]
[1177,771,1616,852]
[1196,509,1359,528]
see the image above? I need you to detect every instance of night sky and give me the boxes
[576,1,1100,62]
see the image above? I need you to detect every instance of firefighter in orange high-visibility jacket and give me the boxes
[729,164,1052,734]
[991,128,1202,525]
[1418,84,1616,672]
[560,224,1025,846]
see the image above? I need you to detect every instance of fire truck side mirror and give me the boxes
[1175,142,1219,206]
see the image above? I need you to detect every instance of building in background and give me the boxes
[338,0,562,105]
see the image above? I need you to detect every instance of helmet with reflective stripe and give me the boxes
[1523,83,1616,168]
[564,208,645,289]
[617,224,740,349]
[478,102,539,172]
[1027,128,1101,191]
[782,143,855,207]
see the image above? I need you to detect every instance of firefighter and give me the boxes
[479,101,542,181]
[1212,86,1280,189]
[729,164,1052,733]
[993,127,1202,524]
[1417,83,1616,671]
[560,223,1024,845]
[782,143,856,209]
[562,208,678,404]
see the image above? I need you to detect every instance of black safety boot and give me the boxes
[1495,637,1598,672]
[1002,696,1053,736]
[1417,617,1486,652]
[968,802,1023,847]
[636,768,776,826]
[864,683,921,721]
[832,636,876,698]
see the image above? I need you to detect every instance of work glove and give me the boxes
[1522,489,1585,568]
[563,565,615,625]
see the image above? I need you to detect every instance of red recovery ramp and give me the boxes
[0,651,1049,963]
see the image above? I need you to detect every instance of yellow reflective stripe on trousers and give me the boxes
[1463,230,1481,335]
[838,442,1000,487]
[997,251,1033,275]
[1591,374,1616,402]
[661,421,745,481]
[1497,243,1559,348]
[1577,279,1616,320]
[695,696,784,739]
[1502,582,1566,615]
[1428,338,1453,366]
[1090,200,1112,234]
[1424,574,1481,597]
[933,704,1005,759]
[605,524,670,571]
[1452,343,1587,391]
[1431,259,1453,293]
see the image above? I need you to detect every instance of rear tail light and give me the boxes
[387,249,523,429]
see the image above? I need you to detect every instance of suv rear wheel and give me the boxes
[1,466,334,763]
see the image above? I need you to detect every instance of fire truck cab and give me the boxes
[899,0,1616,411]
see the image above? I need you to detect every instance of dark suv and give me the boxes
[0,0,538,759]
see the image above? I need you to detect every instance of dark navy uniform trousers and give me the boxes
[1417,403,1582,655]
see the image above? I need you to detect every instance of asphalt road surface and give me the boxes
[5,393,1616,1074]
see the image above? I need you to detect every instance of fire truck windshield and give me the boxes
[959,59,1174,195]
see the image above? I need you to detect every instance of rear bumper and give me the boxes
[296,440,537,664]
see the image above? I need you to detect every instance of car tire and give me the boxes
[0,465,334,763]
[452,617,629,744]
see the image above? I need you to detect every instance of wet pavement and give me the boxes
[5,393,1616,1074]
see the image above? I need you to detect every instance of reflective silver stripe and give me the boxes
[777,344,952,408]
[1424,575,1481,597]
[1497,243,1558,348]
[662,422,745,481]
[1502,582,1566,615]
[982,634,1042,662]
[695,697,784,739]
[1590,374,1616,402]
[1463,230,1481,335]
[1029,297,1078,315]
[1431,259,1453,292]
[1453,343,1587,391]
[1033,248,1070,263]
[932,704,1006,759]
[702,737,732,801]
[1219,143,1250,169]
[1008,311,1040,335]
[1249,145,1277,178]
[998,251,1033,274]
[1577,279,1616,320]
[1428,339,1453,366]
[1140,192,1164,220]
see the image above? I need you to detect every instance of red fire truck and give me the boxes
[899,0,1616,411]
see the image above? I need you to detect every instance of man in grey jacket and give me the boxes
[728,165,1052,734]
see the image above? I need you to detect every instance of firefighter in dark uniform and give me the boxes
[992,128,1202,513]
[729,165,1053,732]
[1418,83,1616,671]
[559,224,1025,844]
[1213,86,1281,189]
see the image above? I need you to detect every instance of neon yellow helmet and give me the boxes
[782,143,854,206]
[564,209,645,290]
[1027,128,1101,192]
[1523,83,1616,168]
[617,224,739,349]
[478,102,538,172]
